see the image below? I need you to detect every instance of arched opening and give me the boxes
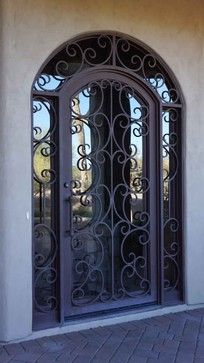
[32,32,184,328]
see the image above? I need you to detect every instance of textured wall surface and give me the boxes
[0,0,203,341]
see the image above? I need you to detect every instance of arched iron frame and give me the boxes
[32,31,185,329]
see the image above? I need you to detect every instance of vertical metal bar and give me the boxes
[181,105,185,303]
[110,82,114,298]
[60,88,74,320]
[53,97,61,324]
[159,104,164,305]
[59,91,66,324]
[112,34,116,67]
[177,108,184,302]
[31,94,35,329]
[148,99,158,302]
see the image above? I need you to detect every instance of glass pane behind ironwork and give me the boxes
[33,34,181,105]
[32,33,183,327]
[162,109,182,302]
[33,97,59,314]
[69,80,151,306]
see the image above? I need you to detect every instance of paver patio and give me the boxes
[1,309,204,363]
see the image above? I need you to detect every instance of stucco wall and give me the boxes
[0,0,203,341]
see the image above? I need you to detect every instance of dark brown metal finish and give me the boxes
[32,32,184,329]
[62,72,159,318]
[32,95,60,327]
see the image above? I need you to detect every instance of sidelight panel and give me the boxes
[162,109,182,302]
[32,32,183,328]
[33,97,59,320]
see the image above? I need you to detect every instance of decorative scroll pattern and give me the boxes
[70,80,152,306]
[33,33,181,104]
[32,33,183,322]
[33,96,58,312]
[162,109,181,298]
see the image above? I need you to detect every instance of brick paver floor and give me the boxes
[1,309,204,362]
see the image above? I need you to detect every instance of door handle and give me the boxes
[64,182,69,188]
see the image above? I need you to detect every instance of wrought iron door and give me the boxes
[33,33,183,328]
[60,72,159,318]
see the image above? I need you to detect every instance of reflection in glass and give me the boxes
[33,98,58,313]
[70,81,151,306]
[162,109,180,300]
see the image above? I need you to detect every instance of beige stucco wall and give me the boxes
[0,0,203,341]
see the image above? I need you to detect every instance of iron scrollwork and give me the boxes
[33,33,181,106]
[162,108,181,298]
[33,96,59,313]
[32,32,183,323]
[70,80,152,307]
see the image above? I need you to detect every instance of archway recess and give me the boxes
[32,32,184,329]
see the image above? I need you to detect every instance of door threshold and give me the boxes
[6,303,204,344]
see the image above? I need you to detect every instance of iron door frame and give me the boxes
[58,68,162,321]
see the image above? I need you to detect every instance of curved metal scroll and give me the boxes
[33,33,182,105]
[69,79,153,309]
[32,32,183,325]
[33,96,59,314]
